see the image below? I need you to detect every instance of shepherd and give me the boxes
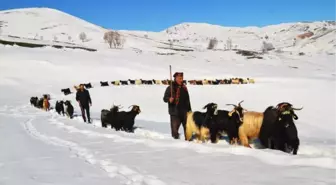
[163,67,192,140]
[76,84,92,123]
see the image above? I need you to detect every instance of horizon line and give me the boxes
[1,6,335,32]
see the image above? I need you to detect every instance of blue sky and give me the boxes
[1,0,335,31]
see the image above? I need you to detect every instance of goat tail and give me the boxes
[185,111,199,141]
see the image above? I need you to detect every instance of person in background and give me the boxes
[42,94,50,111]
[163,72,192,140]
[76,84,92,123]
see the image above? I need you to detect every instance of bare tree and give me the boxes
[79,32,87,42]
[104,30,125,49]
[207,38,218,50]
[68,36,72,42]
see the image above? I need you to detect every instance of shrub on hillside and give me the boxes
[104,30,125,49]
[79,32,87,42]
[261,41,274,53]
[207,38,218,50]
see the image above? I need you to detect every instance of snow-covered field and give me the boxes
[0,7,336,185]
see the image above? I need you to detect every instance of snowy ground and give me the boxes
[0,45,335,185]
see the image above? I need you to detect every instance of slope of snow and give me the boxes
[0,8,158,52]
[163,22,336,53]
[0,8,105,44]
[0,44,335,184]
[1,7,335,54]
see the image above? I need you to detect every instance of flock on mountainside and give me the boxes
[59,77,255,96]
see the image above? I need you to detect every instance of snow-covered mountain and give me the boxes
[0,8,104,42]
[164,22,336,53]
[0,7,335,54]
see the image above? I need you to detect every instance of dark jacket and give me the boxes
[76,89,92,107]
[163,82,191,116]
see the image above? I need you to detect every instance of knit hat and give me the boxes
[173,72,183,78]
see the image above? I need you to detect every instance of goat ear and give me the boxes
[228,110,234,117]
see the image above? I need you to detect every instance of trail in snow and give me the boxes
[4,104,334,185]
[23,116,166,185]
[0,114,115,185]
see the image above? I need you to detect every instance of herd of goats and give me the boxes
[29,89,303,156]
[60,77,255,95]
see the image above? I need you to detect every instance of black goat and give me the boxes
[61,88,71,95]
[210,101,245,144]
[36,98,44,109]
[128,79,135,85]
[64,100,74,119]
[55,100,65,116]
[259,102,303,155]
[140,79,153,85]
[30,97,38,107]
[84,83,93,89]
[185,103,218,142]
[100,81,109,86]
[118,105,141,132]
[211,80,220,85]
[120,80,128,85]
[101,105,121,128]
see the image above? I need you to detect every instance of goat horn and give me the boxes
[226,104,238,108]
[238,100,244,107]
[128,105,137,109]
[203,104,210,109]
[291,106,303,111]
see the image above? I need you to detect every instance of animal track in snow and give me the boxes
[22,117,167,185]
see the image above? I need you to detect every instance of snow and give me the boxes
[0,7,336,185]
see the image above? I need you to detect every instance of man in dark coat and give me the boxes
[163,72,192,140]
[76,84,92,123]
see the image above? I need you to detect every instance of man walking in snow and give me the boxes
[76,84,92,123]
[163,72,192,140]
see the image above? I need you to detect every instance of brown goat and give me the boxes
[231,78,240,84]
[238,111,264,148]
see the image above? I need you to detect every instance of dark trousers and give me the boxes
[80,105,91,123]
[170,113,187,140]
